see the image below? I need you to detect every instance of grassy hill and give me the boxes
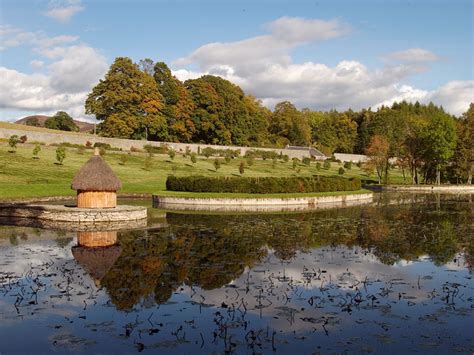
[0,142,406,200]
[14,115,95,133]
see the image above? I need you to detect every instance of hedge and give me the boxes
[166,175,361,194]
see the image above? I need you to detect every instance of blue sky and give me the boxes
[1,0,473,121]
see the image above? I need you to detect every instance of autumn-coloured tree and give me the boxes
[85,57,167,140]
[365,135,390,184]
[452,103,474,184]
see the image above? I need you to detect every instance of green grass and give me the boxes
[0,142,407,200]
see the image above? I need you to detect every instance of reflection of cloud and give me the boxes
[180,247,469,333]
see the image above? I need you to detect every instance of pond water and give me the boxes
[0,194,473,354]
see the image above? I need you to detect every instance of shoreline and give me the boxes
[152,190,374,212]
[380,185,474,193]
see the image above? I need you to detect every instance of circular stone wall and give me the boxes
[0,204,147,223]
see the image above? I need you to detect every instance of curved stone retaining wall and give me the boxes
[382,185,474,193]
[153,193,373,212]
[0,204,147,223]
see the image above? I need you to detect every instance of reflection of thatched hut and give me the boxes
[77,230,118,247]
[72,244,121,287]
[71,148,122,208]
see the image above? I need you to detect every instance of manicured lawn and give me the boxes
[0,143,406,200]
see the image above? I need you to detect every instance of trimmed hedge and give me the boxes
[166,175,361,194]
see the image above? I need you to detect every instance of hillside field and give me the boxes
[0,142,407,200]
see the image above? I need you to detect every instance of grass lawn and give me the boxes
[0,142,407,200]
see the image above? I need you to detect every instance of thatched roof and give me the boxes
[72,245,121,286]
[71,149,122,191]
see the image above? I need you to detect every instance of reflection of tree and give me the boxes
[98,201,471,310]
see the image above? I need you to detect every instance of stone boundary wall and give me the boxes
[334,153,369,163]
[382,185,474,193]
[0,204,147,223]
[153,192,373,212]
[1,127,325,160]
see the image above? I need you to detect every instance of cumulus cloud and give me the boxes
[385,48,440,62]
[175,16,350,77]
[0,25,107,120]
[174,18,471,116]
[44,0,84,23]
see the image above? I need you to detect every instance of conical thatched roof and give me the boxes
[71,149,122,191]
[72,245,121,287]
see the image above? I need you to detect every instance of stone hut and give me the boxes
[71,148,122,208]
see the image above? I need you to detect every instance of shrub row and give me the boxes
[244,149,279,160]
[166,175,361,194]
[200,147,241,158]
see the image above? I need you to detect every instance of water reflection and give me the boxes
[0,194,472,353]
[72,231,121,288]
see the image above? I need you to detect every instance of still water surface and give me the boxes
[0,194,473,354]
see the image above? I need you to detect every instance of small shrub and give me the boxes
[292,158,299,169]
[356,161,362,168]
[99,147,106,156]
[85,141,92,148]
[296,167,301,174]
[143,156,153,171]
[302,157,311,166]
[8,135,19,152]
[224,151,232,163]
[168,149,176,160]
[119,154,128,166]
[190,153,197,165]
[282,155,289,162]
[19,135,28,144]
[316,162,321,170]
[32,144,41,159]
[323,160,331,169]
[344,161,352,170]
[93,142,111,150]
[338,167,345,175]
[239,161,245,175]
[56,146,66,165]
[144,144,168,155]
[201,147,213,158]
[77,146,85,155]
[185,146,191,157]
[213,158,221,171]
[130,146,141,153]
[246,155,254,167]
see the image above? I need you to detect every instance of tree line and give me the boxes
[84,57,473,184]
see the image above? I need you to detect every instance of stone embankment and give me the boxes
[153,193,373,212]
[382,185,474,193]
[0,204,147,224]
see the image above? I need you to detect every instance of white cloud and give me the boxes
[385,48,440,62]
[174,18,471,116]
[175,16,350,77]
[30,59,44,69]
[48,45,108,93]
[0,25,78,51]
[0,25,107,120]
[44,0,84,23]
